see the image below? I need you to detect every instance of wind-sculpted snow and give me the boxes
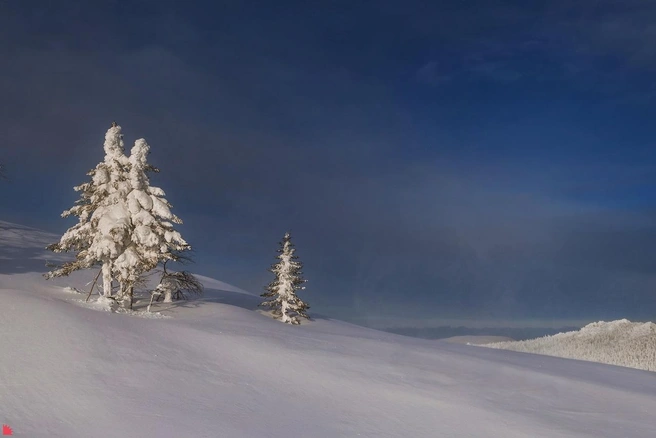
[484,319,656,372]
[2,221,656,437]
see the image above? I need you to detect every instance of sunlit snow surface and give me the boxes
[1,220,656,437]
[482,320,656,372]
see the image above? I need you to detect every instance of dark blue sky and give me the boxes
[3,0,656,328]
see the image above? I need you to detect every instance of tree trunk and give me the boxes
[102,262,113,297]
[281,300,290,323]
[127,286,133,310]
[118,282,134,310]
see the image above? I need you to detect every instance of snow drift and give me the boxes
[2,220,656,437]
[483,319,656,372]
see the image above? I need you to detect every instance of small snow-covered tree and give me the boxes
[46,122,131,299]
[152,261,203,304]
[260,232,309,324]
[113,138,191,309]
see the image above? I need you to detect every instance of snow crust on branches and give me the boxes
[261,232,309,324]
[46,123,190,309]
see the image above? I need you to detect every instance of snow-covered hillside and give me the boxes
[2,220,656,437]
[483,320,656,372]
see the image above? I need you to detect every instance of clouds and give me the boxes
[410,0,656,100]
[2,1,656,327]
[544,1,656,67]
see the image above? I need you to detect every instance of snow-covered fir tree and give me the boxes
[47,122,191,310]
[113,138,190,309]
[46,123,132,299]
[260,232,310,324]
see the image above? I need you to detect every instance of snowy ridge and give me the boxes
[483,319,656,372]
[2,221,656,437]
[0,220,59,250]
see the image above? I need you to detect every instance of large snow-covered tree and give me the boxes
[113,138,190,309]
[260,232,310,324]
[47,122,191,310]
[46,123,131,299]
